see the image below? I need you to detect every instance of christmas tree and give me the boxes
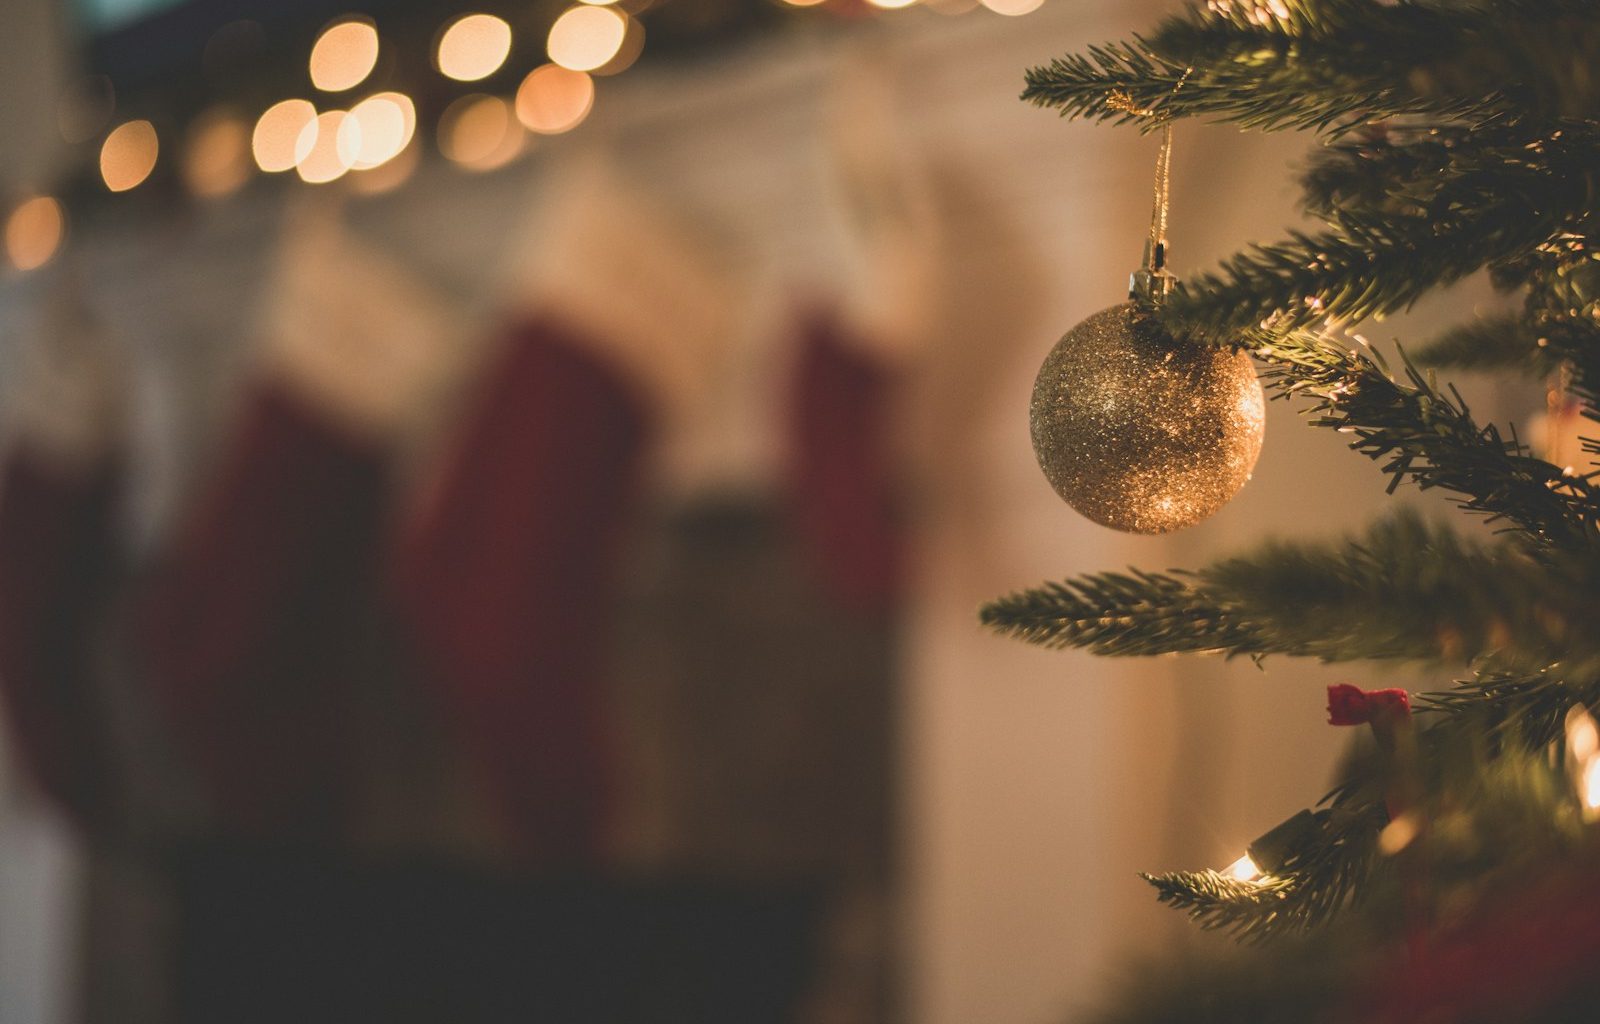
[981,1,1600,1019]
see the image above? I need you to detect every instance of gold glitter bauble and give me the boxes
[1029,302,1265,534]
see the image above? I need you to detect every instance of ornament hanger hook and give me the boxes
[1126,66,1191,302]
[1133,122,1176,298]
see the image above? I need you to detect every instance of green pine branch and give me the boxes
[1028,6,1600,554]
[1414,313,1556,374]
[978,569,1264,659]
[1520,263,1600,418]
[982,512,1599,668]
[1141,869,1299,935]
[1524,252,1600,321]
[986,554,1600,943]
[1022,0,1600,134]
[1141,682,1600,941]
[1244,329,1600,550]
[1160,218,1524,340]
[1142,644,1600,941]
[1013,0,1600,952]
[1163,119,1597,339]
[1201,516,1590,666]
[1418,312,1600,428]
[1143,802,1383,941]
[1299,121,1600,228]
[1417,659,1600,751]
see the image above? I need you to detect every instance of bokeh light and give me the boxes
[348,92,415,169]
[978,0,1044,13]
[866,0,919,8]
[309,19,379,92]
[183,108,252,199]
[295,110,361,183]
[1377,812,1421,856]
[438,94,525,172]
[547,6,628,72]
[436,14,513,82]
[253,99,318,173]
[4,197,65,272]
[1569,705,1599,762]
[515,65,595,134]
[100,120,159,193]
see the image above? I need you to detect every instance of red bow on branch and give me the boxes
[1327,684,1411,726]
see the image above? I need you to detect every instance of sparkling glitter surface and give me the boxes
[1029,302,1266,534]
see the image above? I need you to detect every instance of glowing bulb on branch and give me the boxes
[1568,705,1599,763]
[1224,853,1262,883]
[1377,811,1421,856]
[1583,757,1600,821]
[1566,706,1600,821]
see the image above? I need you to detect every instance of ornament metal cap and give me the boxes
[1129,237,1177,302]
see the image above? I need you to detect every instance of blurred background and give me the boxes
[0,0,1533,1021]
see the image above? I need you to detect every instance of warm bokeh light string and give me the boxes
[4,197,66,272]
[294,109,362,184]
[547,6,630,73]
[516,64,595,134]
[99,118,160,193]
[348,93,417,170]
[4,0,1050,274]
[437,14,515,82]
[252,98,318,173]
[308,18,380,92]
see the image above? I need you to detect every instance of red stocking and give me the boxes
[395,316,649,865]
[0,450,120,832]
[134,383,388,839]
[787,310,904,615]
